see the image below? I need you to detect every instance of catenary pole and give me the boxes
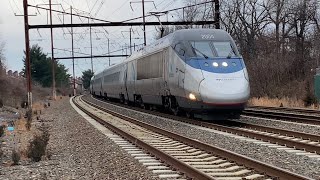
[71,6,76,96]
[130,27,132,54]
[23,0,32,108]
[89,18,93,73]
[142,0,146,46]
[49,0,56,100]
[108,38,110,66]
[214,0,220,29]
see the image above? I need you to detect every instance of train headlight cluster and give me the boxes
[222,62,228,67]
[212,62,229,67]
[189,93,197,100]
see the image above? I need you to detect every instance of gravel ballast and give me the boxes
[84,95,320,179]
[0,97,159,180]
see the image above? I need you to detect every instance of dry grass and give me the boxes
[32,102,44,115]
[0,76,25,108]
[248,96,318,109]
[14,118,33,160]
[47,95,65,101]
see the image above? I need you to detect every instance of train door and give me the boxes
[125,61,136,102]
[167,47,186,96]
[100,77,103,96]
[124,63,130,102]
[175,46,186,95]
[163,48,170,95]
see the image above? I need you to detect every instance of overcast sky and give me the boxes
[0,0,184,77]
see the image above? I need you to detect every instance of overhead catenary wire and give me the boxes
[21,0,216,78]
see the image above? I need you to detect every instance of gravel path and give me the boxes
[0,97,159,180]
[84,95,320,179]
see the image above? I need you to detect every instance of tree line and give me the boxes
[23,45,70,88]
[0,41,5,77]
[22,45,94,92]
[159,0,320,101]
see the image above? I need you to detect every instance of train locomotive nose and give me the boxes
[199,77,250,105]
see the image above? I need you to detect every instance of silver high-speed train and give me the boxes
[90,29,250,118]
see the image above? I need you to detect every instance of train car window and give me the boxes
[127,62,135,81]
[212,42,237,58]
[174,43,185,56]
[137,52,163,80]
[104,72,120,83]
[190,41,214,58]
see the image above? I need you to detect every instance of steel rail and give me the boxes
[174,116,320,154]
[79,96,311,180]
[243,109,320,125]
[249,106,320,114]
[223,120,320,142]
[87,95,320,153]
[73,97,214,180]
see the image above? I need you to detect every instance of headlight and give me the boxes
[213,62,219,67]
[188,93,196,100]
[222,62,228,67]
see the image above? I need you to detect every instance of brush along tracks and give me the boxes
[243,107,320,125]
[74,96,311,180]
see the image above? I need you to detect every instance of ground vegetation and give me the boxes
[27,127,50,162]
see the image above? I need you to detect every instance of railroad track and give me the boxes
[243,108,320,125]
[250,106,320,115]
[87,95,320,158]
[75,95,311,180]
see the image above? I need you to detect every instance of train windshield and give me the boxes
[189,41,238,58]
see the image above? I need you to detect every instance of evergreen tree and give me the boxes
[23,45,70,87]
[82,69,94,89]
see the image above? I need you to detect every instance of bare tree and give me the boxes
[221,0,269,60]
[0,40,5,77]
[262,0,291,60]
[286,0,317,78]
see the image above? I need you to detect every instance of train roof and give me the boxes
[171,28,232,42]
[125,29,232,61]
[94,29,233,76]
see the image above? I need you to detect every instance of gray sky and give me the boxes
[0,0,183,77]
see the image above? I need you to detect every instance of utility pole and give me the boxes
[122,28,133,54]
[71,6,76,96]
[23,0,32,109]
[214,0,220,29]
[130,28,132,54]
[108,38,110,66]
[49,0,56,100]
[142,0,146,46]
[89,18,94,74]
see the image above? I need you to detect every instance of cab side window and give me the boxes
[174,43,185,57]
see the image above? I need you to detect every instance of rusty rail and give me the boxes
[80,96,311,180]
[250,106,320,114]
[87,95,320,153]
[243,109,320,125]
[73,97,214,180]
[223,120,320,142]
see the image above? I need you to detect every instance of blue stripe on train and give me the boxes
[186,57,244,74]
